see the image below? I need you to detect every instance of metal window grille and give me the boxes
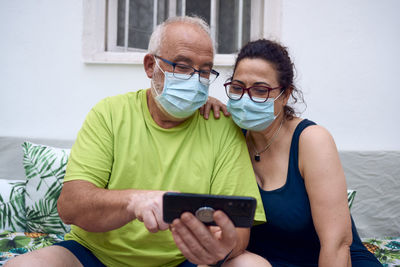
[111,0,252,54]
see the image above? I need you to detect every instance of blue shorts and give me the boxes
[53,240,197,267]
[53,240,105,267]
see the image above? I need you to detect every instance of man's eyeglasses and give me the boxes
[224,82,282,103]
[154,55,219,85]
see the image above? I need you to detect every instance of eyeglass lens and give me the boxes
[173,64,216,84]
[225,83,271,102]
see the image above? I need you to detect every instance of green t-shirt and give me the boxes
[64,89,265,267]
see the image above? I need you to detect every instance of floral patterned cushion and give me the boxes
[22,142,71,234]
[0,180,26,232]
[362,237,400,266]
[0,231,64,266]
[0,231,398,266]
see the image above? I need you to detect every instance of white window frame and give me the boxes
[82,0,282,66]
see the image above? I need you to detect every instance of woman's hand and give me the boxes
[200,96,230,119]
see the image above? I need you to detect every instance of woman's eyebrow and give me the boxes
[253,81,272,87]
[233,80,272,87]
[232,79,246,85]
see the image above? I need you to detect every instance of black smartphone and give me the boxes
[163,192,257,228]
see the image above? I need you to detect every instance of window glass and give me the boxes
[116,0,251,54]
[157,0,169,25]
[185,0,211,25]
[117,0,126,47]
[129,0,154,49]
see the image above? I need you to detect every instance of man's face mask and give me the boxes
[152,57,209,119]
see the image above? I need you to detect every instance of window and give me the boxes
[83,0,282,65]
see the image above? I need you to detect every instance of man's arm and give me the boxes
[57,180,169,233]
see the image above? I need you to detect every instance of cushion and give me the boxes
[0,231,64,265]
[347,189,356,209]
[362,237,400,266]
[22,142,71,234]
[0,179,26,232]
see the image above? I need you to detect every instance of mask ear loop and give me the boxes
[153,56,165,75]
[273,89,285,102]
[273,89,285,119]
[151,56,165,97]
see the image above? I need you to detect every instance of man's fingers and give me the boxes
[143,210,159,233]
[179,212,227,262]
[213,210,237,246]
[171,225,203,263]
[171,218,211,264]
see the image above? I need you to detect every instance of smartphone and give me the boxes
[163,192,257,228]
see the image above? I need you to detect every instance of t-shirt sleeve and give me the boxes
[64,98,114,188]
[209,119,266,224]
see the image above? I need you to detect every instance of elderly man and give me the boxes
[5,16,265,267]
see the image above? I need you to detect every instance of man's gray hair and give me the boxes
[148,16,215,56]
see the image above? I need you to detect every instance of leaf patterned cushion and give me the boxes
[0,180,26,232]
[22,142,71,234]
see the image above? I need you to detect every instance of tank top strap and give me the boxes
[289,119,317,177]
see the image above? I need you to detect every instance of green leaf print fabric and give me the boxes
[22,142,71,234]
[347,189,356,209]
[0,180,26,232]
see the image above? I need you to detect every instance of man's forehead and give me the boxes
[160,22,213,56]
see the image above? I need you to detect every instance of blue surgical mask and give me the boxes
[152,60,209,119]
[227,91,284,131]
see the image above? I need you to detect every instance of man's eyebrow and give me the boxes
[173,55,193,65]
[172,55,213,69]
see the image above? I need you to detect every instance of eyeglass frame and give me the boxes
[224,81,283,103]
[154,55,220,85]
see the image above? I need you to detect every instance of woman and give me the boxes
[201,39,381,266]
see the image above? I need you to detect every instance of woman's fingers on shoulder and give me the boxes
[202,96,230,119]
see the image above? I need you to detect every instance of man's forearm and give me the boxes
[57,180,136,232]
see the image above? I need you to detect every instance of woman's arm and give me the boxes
[299,125,353,267]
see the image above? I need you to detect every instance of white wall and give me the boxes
[280,0,400,150]
[1,0,399,150]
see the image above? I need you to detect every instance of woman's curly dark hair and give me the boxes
[232,39,304,119]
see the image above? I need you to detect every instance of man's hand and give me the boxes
[128,190,170,233]
[170,210,237,265]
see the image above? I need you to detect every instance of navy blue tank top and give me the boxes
[247,119,381,267]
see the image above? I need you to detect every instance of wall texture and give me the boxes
[1,0,399,150]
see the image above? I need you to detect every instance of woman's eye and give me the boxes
[231,85,243,92]
[252,87,269,94]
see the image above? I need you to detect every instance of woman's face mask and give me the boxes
[152,59,209,119]
[227,90,284,131]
